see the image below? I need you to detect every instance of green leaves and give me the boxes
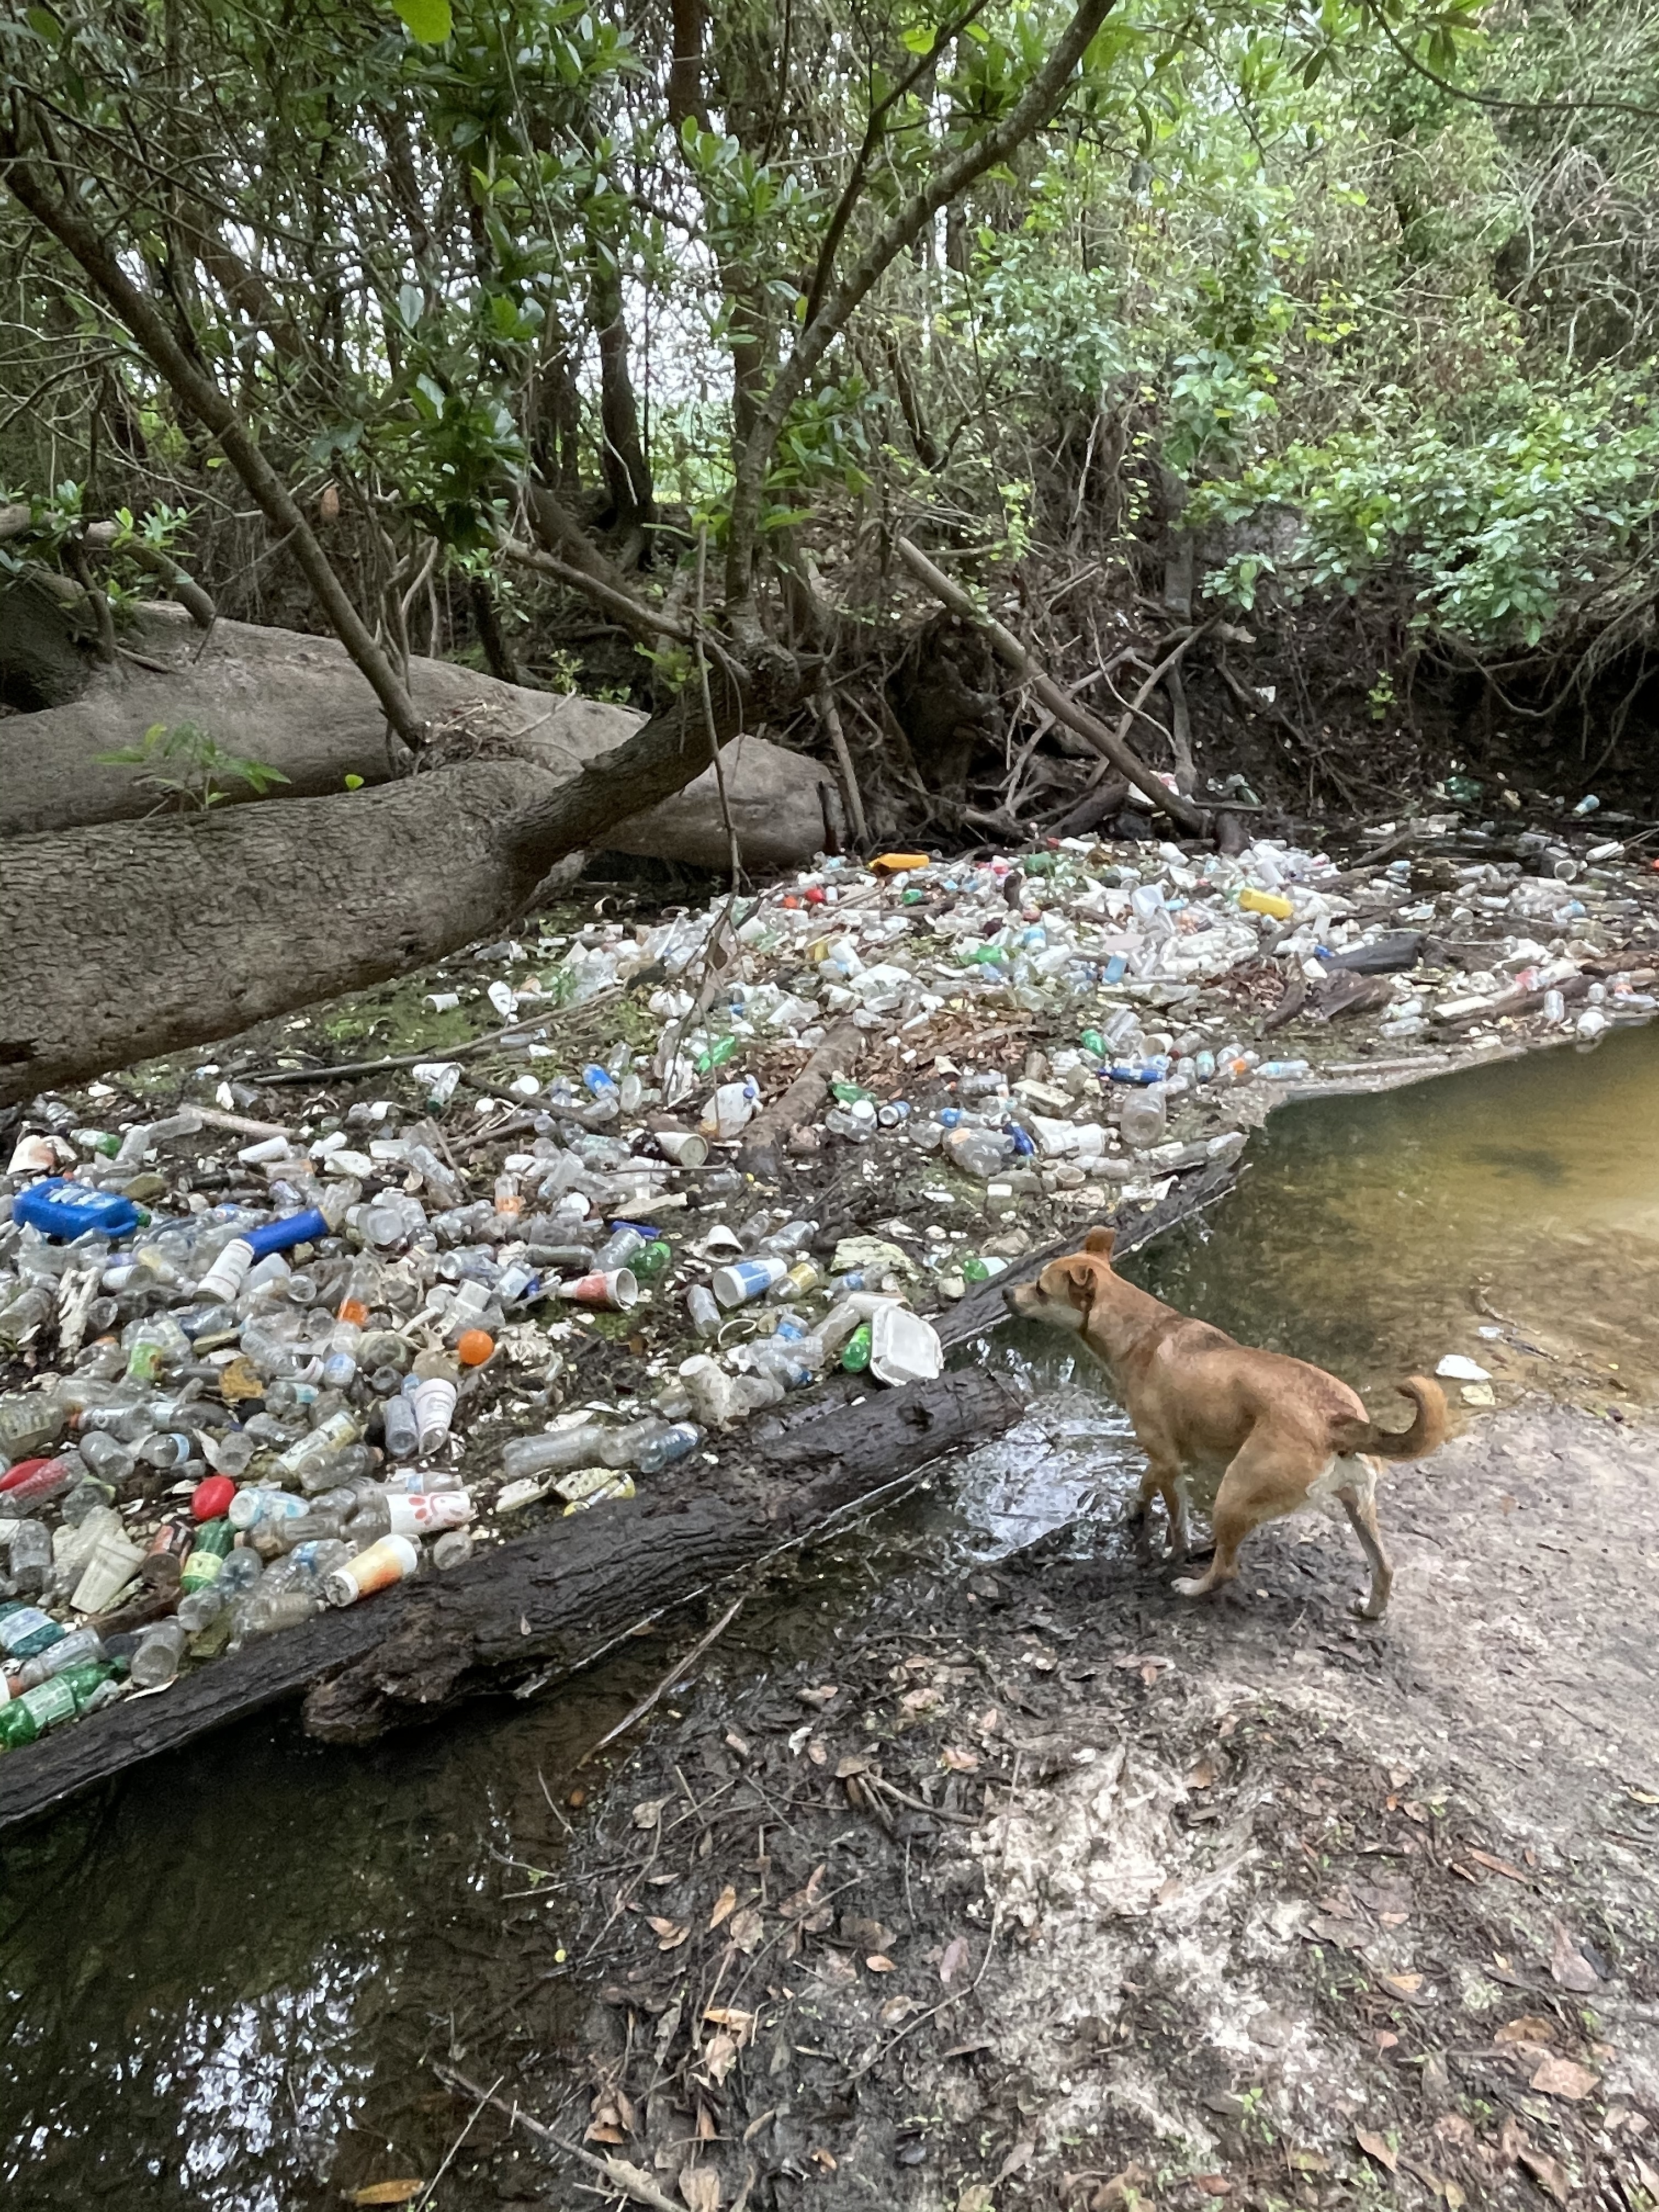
[391,0,452,43]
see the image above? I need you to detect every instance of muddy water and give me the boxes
[4,1027,1658,2207]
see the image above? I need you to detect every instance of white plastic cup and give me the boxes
[560,1268,639,1311]
[70,1528,148,1615]
[653,1127,709,1167]
[324,1533,420,1606]
[710,1256,789,1308]
[412,1376,458,1455]
[385,1489,472,1536]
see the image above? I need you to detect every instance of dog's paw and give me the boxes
[1171,1576,1208,1599]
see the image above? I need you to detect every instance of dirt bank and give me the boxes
[426,1396,1659,2212]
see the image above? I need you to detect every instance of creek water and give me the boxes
[4,1027,1658,2207]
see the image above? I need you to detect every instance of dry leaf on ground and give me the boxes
[1530,2055,1599,2101]
[1550,1923,1601,1992]
[352,2186,425,2207]
[940,1934,971,1985]
[727,1907,764,1954]
[708,1885,737,1929]
[679,2165,721,2212]
[1356,2128,1399,2172]
[648,1916,690,1950]
[1496,2016,1556,2046]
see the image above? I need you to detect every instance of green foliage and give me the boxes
[1196,381,1659,645]
[94,724,292,812]
[3,0,1656,673]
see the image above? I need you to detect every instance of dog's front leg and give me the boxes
[1130,1457,1186,1566]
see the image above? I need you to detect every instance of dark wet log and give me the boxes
[0,1367,1026,1834]
[936,1158,1241,1349]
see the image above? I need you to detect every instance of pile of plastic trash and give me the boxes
[2,815,1655,1750]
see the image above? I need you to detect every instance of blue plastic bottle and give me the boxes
[12,1180,143,1240]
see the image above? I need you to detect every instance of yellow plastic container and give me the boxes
[1238,887,1294,919]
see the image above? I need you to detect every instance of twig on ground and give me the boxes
[435,2066,683,2212]
[579,1598,746,1767]
[248,986,623,1084]
[895,536,1214,833]
[416,2070,503,2211]
[815,670,870,849]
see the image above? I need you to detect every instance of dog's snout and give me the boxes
[1001,1283,1022,1314]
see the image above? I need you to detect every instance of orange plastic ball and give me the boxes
[456,1329,494,1368]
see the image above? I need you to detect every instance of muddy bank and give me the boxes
[441,1396,1658,2212]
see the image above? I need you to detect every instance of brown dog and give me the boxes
[1003,1227,1447,1617]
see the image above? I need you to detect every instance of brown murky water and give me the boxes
[3,1026,1657,2207]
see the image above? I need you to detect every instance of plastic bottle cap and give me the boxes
[455,1329,494,1367]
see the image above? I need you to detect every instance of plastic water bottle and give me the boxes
[685,1284,721,1339]
[129,1618,188,1690]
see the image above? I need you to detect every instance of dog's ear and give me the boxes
[1059,1256,1101,1311]
[1083,1226,1117,1262]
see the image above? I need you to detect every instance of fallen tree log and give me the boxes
[0,1367,1027,1835]
[0,645,812,1106]
[0,602,839,868]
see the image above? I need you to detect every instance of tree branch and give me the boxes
[800,0,995,331]
[0,123,427,752]
[496,534,693,645]
[723,0,1118,614]
[895,535,1212,833]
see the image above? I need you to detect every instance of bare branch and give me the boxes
[724,0,1118,612]
[895,535,1211,833]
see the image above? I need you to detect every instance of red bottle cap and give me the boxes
[191,1474,237,1521]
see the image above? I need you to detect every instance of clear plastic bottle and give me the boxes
[381,1392,420,1462]
[8,1518,52,1595]
[634,1422,703,1475]
[0,1391,70,1463]
[500,1426,611,1480]
[129,1618,188,1690]
[685,1283,721,1339]
[1119,1086,1169,1149]
[15,1625,104,1689]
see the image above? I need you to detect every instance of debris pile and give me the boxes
[2,810,1656,1747]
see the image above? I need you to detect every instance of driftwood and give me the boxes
[0,602,838,864]
[0,1367,1026,1835]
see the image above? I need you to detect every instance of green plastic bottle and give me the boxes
[830,1080,875,1106]
[0,1662,114,1749]
[961,1255,992,1284]
[634,1240,673,1280]
[180,1517,234,1593]
[695,1035,738,1075]
[840,1323,872,1373]
[1080,1029,1105,1059]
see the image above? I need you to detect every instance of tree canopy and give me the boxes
[4,0,1657,798]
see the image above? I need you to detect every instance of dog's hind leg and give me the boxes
[1171,1444,1290,1602]
[1335,1462,1392,1620]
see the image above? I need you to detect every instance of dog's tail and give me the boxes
[1331,1376,1449,1462]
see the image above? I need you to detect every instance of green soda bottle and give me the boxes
[695,1035,738,1075]
[1080,1029,1105,1059]
[841,1323,872,1373]
[0,1662,114,1749]
[634,1240,673,1281]
[180,1518,234,1593]
[961,1255,992,1284]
